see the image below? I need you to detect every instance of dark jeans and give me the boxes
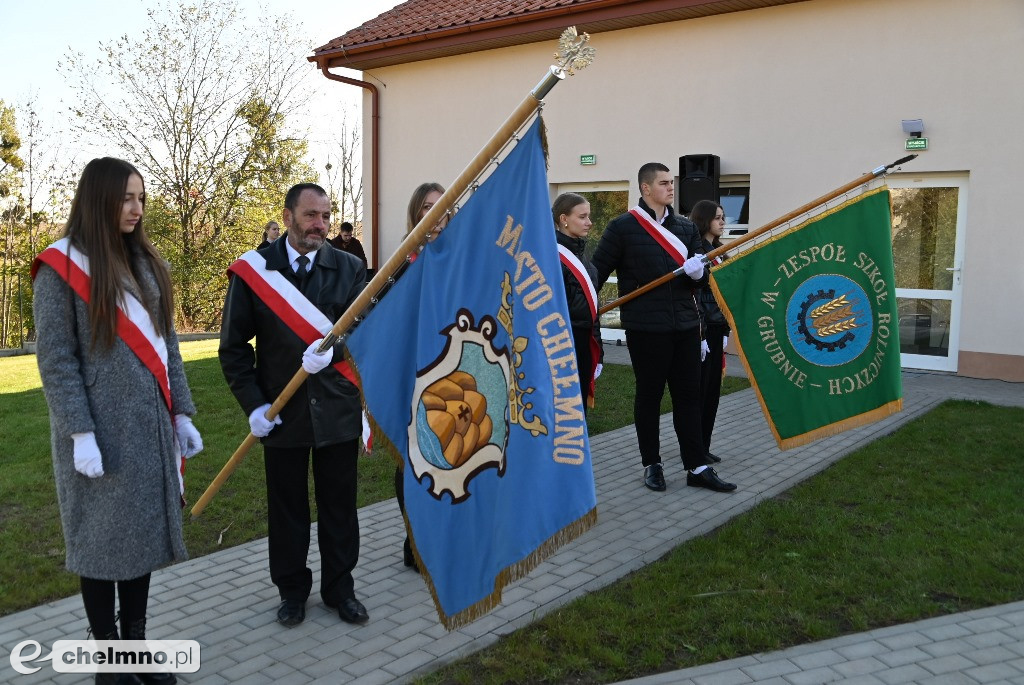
[625,328,708,471]
[264,440,359,605]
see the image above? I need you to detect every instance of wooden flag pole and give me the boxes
[597,154,917,316]
[191,28,596,518]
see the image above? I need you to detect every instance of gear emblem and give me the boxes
[786,274,872,367]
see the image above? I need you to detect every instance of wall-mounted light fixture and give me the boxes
[901,119,925,138]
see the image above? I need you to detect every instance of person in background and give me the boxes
[219,183,369,628]
[592,162,737,494]
[392,181,449,572]
[258,220,281,250]
[689,200,731,464]
[33,157,204,685]
[405,182,447,246]
[552,192,603,409]
[328,221,368,270]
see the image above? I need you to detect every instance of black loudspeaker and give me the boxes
[678,154,720,215]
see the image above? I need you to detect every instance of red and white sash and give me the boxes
[629,205,690,266]
[227,250,372,450]
[557,244,601,407]
[32,238,186,495]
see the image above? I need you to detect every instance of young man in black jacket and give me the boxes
[592,163,737,493]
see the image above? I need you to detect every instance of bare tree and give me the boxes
[65,0,316,328]
[322,108,363,234]
[0,97,74,347]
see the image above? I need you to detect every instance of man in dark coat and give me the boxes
[328,221,368,270]
[219,183,370,627]
[592,162,737,493]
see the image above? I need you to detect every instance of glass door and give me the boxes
[887,174,967,372]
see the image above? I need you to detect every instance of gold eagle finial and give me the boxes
[554,26,595,76]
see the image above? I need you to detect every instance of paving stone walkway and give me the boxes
[2,353,1021,684]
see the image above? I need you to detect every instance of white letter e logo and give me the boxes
[9,639,46,674]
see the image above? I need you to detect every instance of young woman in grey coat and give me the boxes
[33,157,203,684]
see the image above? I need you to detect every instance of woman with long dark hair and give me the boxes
[688,199,730,463]
[33,157,202,685]
[552,192,603,408]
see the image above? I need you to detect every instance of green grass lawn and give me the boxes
[0,340,398,615]
[0,340,747,616]
[415,399,1024,684]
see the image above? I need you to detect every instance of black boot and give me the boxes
[91,628,143,685]
[122,618,176,685]
[403,537,419,573]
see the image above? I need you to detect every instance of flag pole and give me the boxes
[597,154,917,316]
[191,28,596,518]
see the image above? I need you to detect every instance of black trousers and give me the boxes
[625,328,708,471]
[699,327,727,455]
[263,440,359,605]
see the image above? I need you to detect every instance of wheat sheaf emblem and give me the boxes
[810,295,860,337]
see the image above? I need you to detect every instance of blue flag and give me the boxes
[347,118,597,628]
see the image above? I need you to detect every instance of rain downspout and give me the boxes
[318,63,380,271]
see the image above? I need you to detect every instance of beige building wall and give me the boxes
[356,0,1024,379]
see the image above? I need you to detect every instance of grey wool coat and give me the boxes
[33,244,195,580]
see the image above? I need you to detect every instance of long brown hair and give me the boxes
[63,157,174,350]
[689,199,726,250]
[405,182,445,236]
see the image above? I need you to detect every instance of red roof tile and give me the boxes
[310,0,810,70]
[315,0,584,52]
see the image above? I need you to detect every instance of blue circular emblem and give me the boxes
[786,274,872,367]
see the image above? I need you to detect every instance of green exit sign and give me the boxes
[580,154,597,165]
[905,137,928,151]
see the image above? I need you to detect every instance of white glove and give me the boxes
[248,403,282,438]
[723,335,729,351]
[301,338,332,374]
[594,363,603,379]
[71,432,104,478]
[682,255,705,281]
[700,339,710,362]
[174,414,204,458]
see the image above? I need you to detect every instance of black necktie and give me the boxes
[296,255,310,278]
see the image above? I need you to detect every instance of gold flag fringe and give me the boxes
[345,352,599,630]
[436,506,598,630]
[539,115,550,169]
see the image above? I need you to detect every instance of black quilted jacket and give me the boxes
[592,199,707,334]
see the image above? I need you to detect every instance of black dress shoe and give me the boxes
[337,597,369,624]
[706,452,722,464]
[686,467,737,492]
[276,599,305,627]
[643,463,666,491]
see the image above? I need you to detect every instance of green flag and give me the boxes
[711,186,902,449]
